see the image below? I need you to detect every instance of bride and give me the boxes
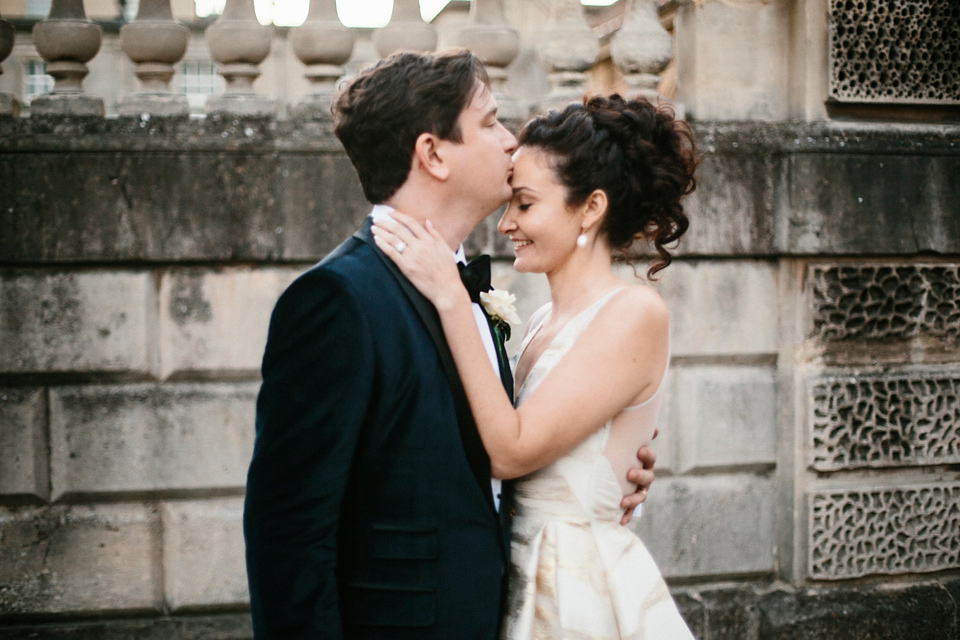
[372,94,697,640]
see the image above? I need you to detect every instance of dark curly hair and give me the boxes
[332,50,489,204]
[518,95,697,278]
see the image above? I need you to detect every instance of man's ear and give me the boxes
[414,132,450,181]
[581,189,608,231]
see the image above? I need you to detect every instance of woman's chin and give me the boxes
[512,258,546,275]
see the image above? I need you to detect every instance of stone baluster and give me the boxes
[117,0,189,116]
[611,0,673,103]
[290,0,354,118]
[536,0,599,114]
[205,0,276,116]
[0,10,18,116]
[30,0,104,116]
[373,0,437,58]
[457,0,523,123]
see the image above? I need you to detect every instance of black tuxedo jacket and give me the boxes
[244,220,513,639]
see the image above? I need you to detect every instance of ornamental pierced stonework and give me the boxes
[809,483,960,580]
[810,264,960,341]
[810,371,960,471]
[828,0,960,105]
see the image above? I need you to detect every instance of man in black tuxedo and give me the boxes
[243,51,656,640]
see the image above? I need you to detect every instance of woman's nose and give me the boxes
[497,209,516,235]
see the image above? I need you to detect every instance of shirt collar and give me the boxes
[368,205,464,264]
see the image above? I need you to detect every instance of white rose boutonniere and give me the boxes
[479,289,520,341]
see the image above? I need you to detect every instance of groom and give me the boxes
[243,50,656,639]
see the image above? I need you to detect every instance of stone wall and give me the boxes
[1,115,959,639]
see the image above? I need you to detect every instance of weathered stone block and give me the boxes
[676,0,792,121]
[0,271,154,375]
[0,388,48,500]
[809,263,960,342]
[621,260,780,357]
[808,482,960,580]
[49,383,257,499]
[783,154,960,254]
[633,474,777,579]
[760,581,959,640]
[0,504,160,615]
[669,365,778,473]
[276,154,371,262]
[677,151,779,255]
[161,499,248,610]
[810,369,960,471]
[159,267,301,377]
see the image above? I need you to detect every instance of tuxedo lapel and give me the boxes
[354,220,498,516]
[478,306,515,401]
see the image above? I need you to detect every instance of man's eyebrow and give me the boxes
[512,185,535,195]
[484,106,499,120]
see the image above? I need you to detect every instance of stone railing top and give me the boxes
[2,116,958,154]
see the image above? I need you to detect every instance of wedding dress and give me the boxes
[503,289,696,640]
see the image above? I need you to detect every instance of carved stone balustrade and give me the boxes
[290,0,355,119]
[536,0,599,114]
[373,0,437,57]
[611,0,673,103]
[30,0,104,116]
[118,0,189,117]
[0,11,17,116]
[457,0,523,123]
[205,0,277,116]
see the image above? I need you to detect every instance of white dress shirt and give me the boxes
[370,206,503,511]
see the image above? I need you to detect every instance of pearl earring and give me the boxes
[576,233,588,248]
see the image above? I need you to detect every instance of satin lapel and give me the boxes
[354,220,498,516]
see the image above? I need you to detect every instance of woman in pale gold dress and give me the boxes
[373,95,698,640]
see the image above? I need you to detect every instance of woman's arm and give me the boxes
[372,214,668,479]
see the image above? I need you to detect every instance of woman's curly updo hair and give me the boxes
[518,94,697,278]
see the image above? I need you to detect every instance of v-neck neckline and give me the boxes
[513,287,628,395]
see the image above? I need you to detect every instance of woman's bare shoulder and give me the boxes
[603,284,669,331]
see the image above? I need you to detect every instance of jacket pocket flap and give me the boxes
[343,583,436,628]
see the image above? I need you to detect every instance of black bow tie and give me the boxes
[458,254,492,304]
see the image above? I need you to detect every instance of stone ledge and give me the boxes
[2,121,958,264]
[0,613,252,639]
[0,578,957,640]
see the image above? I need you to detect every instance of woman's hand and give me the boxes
[372,211,470,312]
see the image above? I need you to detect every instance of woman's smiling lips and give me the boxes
[512,238,532,251]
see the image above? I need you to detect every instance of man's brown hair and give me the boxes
[332,50,490,204]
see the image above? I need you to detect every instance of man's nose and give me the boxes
[501,126,518,153]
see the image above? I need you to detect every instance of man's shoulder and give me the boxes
[280,235,395,306]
